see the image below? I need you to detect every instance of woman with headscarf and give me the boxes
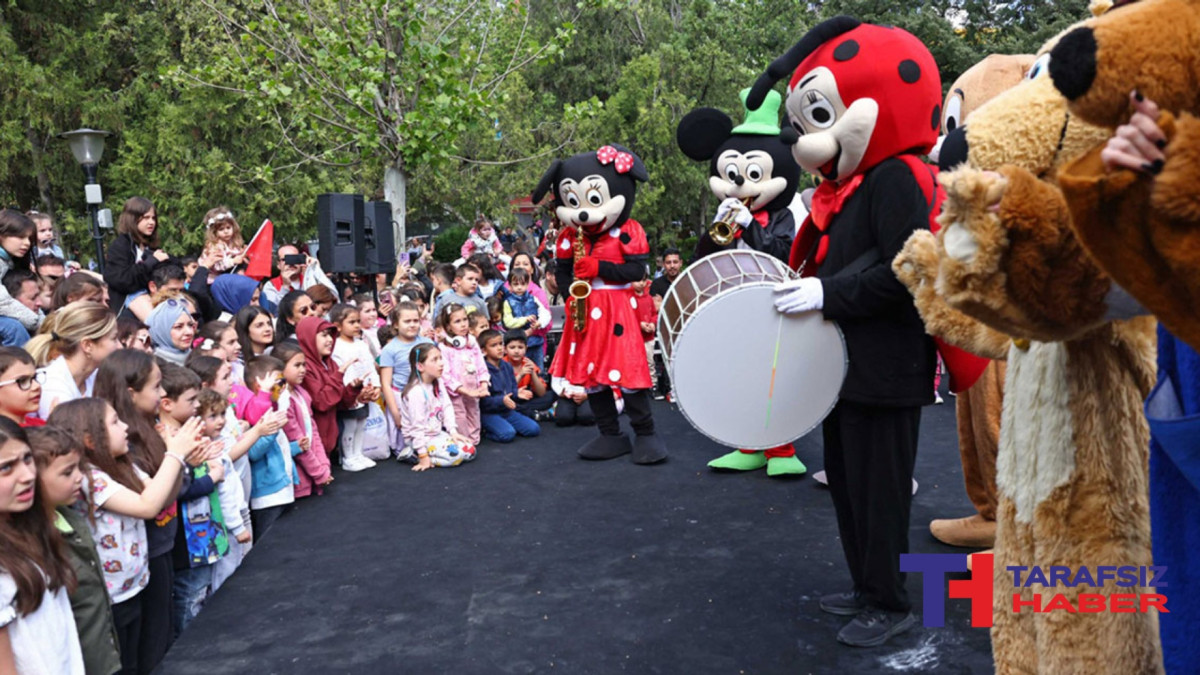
[210,274,260,319]
[145,294,196,365]
[295,316,370,456]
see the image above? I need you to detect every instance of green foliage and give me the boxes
[432,225,471,263]
[0,0,1093,263]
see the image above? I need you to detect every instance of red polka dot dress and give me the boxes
[551,222,653,390]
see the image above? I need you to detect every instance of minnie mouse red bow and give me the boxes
[596,145,634,174]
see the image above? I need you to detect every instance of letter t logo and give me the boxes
[900,553,968,627]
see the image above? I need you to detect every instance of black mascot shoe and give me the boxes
[631,434,668,465]
[578,433,632,460]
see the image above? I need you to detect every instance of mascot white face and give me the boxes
[555,175,627,234]
[709,149,790,211]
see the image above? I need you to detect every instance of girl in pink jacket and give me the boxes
[400,343,476,471]
[271,342,333,497]
[437,304,489,445]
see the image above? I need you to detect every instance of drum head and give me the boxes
[670,285,846,450]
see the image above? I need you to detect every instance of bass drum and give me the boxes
[657,250,847,449]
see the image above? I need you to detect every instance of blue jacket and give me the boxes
[247,432,302,499]
[500,289,546,348]
[482,359,518,414]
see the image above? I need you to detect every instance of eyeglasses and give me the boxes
[0,371,46,391]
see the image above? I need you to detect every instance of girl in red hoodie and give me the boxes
[294,317,373,462]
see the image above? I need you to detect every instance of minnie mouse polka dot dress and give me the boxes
[551,222,653,390]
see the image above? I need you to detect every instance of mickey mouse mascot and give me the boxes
[676,88,809,477]
[533,145,668,465]
[749,18,941,646]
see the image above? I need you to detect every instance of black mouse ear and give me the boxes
[676,108,734,161]
[609,144,648,183]
[747,16,861,110]
[531,159,563,204]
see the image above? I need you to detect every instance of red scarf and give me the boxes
[789,174,865,275]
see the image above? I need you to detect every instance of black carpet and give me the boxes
[159,396,994,674]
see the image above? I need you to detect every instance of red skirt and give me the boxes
[550,285,652,390]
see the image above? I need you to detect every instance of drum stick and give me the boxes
[764,314,784,430]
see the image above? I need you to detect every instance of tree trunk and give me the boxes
[25,122,57,219]
[383,165,406,253]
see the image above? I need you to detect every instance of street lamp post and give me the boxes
[58,128,111,273]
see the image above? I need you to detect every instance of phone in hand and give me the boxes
[283,254,306,266]
[408,251,419,265]
[380,290,395,306]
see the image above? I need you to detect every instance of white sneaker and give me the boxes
[934,392,944,405]
[341,455,369,472]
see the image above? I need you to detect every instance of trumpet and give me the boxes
[568,230,591,333]
[710,197,754,246]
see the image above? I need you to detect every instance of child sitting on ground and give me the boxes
[499,268,552,370]
[239,356,301,541]
[502,331,555,421]
[478,329,541,443]
[379,302,433,458]
[550,377,596,428]
[400,343,475,471]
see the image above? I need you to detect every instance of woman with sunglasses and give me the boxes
[25,300,119,420]
[275,290,313,343]
[145,293,198,365]
[0,347,44,425]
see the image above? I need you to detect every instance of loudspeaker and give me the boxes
[316,194,365,273]
[364,200,397,275]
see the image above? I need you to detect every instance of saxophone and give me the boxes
[710,197,754,246]
[568,228,591,333]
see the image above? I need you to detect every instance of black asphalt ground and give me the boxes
[158,393,994,675]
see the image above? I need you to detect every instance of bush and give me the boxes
[432,225,471,263]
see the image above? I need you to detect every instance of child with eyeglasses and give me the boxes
[0,348,44,426]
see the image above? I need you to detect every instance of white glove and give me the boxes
[713,197,753,228]
[774,277,824,314]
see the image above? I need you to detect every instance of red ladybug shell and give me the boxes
[787,24,941,179]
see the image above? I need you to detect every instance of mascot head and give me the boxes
[747,17,941,182]
[531,144,649,236]
[676,89,802,214]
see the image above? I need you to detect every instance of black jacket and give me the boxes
[811,158,937,407]
[694,207,796,264]
[104,232,164,312]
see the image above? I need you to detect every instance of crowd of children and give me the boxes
[0,206,670,674]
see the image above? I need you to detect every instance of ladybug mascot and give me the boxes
[748,17,941,646]
[677,87,810,477]
[532,145,668,465]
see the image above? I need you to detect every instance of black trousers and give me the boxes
[823,400,921,613]
[137,552,173,674]
[112,593,143,675]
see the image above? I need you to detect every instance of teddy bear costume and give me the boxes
[1045,1,1200,671]
[533,145,668,466]
[927,53,1035,552]
[675,88,808,477]
[894,6,1163,671]
[746,17,945,645]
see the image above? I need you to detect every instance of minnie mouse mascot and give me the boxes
[532,145,668,465]
[748,17,942,646]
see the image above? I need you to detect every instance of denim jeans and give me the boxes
[0,316,30,347]
[481,410,541,443]
[171,564,214,639]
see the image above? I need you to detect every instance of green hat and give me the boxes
[731,87,782,136]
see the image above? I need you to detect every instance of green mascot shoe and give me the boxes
[766,455,807,478]
[707,450,768,471]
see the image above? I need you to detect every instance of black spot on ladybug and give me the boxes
[833,40,859,62]
[619,233,631,244]
[931,104,941,131]
[899,60,921,84]
[613,323,625,337]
